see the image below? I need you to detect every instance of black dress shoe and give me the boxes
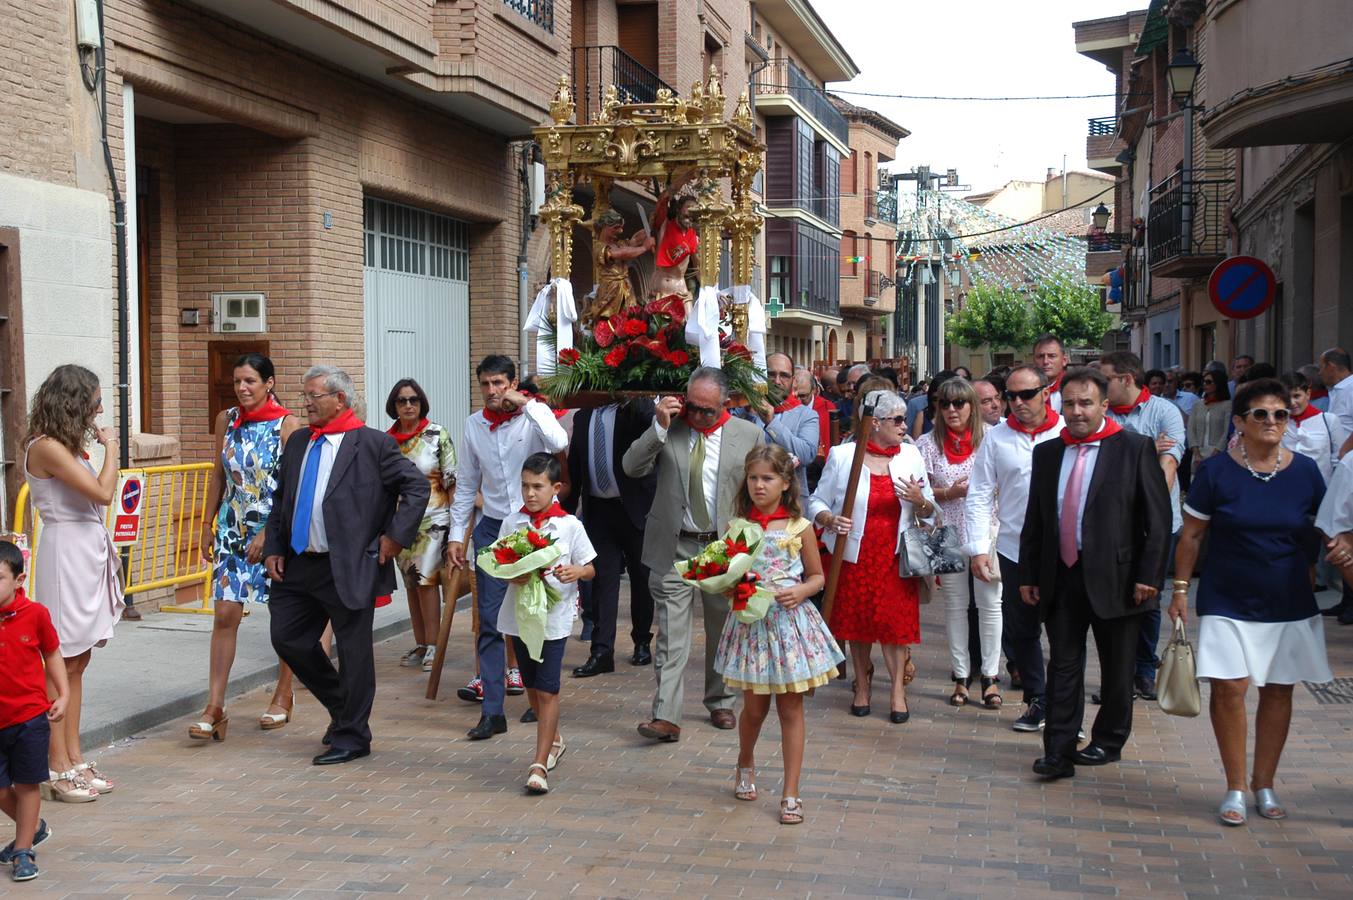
[1032,756,1076,779]
[312,747,369,766]
[1321,601,1348,617]
[572,654,615,677]
[849,704,871,717]
[467,714,508,740]
[521,708,538,723]
[321,723,335,746]
[630,642,652,666]
[1072,743,1121,766]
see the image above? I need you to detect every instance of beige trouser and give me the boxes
[649,535,734,723]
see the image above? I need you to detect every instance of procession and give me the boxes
[5,0,1353,896]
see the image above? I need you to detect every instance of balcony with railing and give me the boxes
[1147,169,1234,278]
[874,188,896,225]
[755,59,850,147]
[571,45,673,125]
[1083,231,1127,278]
[1086,115,1125,173]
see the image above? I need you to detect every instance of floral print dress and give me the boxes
[714,518,845,694]
[394,422,458,586]
[212,413,285,603]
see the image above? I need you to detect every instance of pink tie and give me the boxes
[1060,445,1089,567]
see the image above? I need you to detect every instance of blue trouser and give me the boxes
[473,515,508,716]
[998,554,1045,706]
[1134,530,1179,681]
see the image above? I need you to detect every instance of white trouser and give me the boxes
[937,559,1003,679]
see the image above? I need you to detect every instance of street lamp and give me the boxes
[1091,202,1111,230]
[1166,48,1201,108]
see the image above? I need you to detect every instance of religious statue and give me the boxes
[586,209,650,325]
[649,170,700,309]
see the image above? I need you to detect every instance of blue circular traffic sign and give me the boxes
[1208,256,1276,320]
[120,478,141,514]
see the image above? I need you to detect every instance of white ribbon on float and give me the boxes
[521,278,577,377]
[731,284,768,373]
[685,284,722,369]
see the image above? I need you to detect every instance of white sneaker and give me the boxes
[422,646,436,672]
[400,646,427,668]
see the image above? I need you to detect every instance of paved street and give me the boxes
[25,588,1353,898]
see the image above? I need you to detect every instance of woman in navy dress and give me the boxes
[1170,378,1332,827]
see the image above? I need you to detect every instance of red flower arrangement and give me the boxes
[603,346,628,367]
[674,519,773,622]
[558,347,581,365]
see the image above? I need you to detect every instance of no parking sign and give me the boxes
[112,474,144,547]
[1207,256,1276,320]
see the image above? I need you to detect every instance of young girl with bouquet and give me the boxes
[713,445,843,825]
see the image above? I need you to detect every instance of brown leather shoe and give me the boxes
[637,719,681,742]
[710,709,736,730]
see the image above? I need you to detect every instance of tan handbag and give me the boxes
[1157,617,1201,717]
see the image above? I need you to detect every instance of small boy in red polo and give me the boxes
[0,540,68,883]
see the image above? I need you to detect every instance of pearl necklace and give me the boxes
[1240,442,1282,482]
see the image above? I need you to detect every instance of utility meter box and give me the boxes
[211,292,267,333]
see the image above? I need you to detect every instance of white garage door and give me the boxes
[363,197,471,452]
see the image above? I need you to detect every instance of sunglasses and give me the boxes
[877,415,906,427]
[1004,387,1044,402]
[1240,408,1290,423]
[684,402,720,417]
[937,399,969,410]
[395,396,421,406]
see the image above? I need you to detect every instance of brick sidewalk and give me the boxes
[21,591,1353,898]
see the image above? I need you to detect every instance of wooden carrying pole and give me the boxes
[820,398,875,623]
[426,517,476,700]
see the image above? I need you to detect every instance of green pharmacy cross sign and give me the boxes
[765,297,784,318]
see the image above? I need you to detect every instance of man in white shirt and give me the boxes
[1033,334,1069,413]
[1319,347,1353,459]
[966,365,1064,732]
[446,355,568,741]
[736,352,819,499]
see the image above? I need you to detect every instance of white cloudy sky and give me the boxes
[816,0,1140,194]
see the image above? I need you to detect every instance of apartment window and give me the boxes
[842,232,857,277]
[504,0,553,33]
[845,150,858,195]
[769,256,789,306]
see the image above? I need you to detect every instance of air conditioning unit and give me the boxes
[211,292,267,333]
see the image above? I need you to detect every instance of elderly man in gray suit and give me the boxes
[736,351,819,500]
[624,366,765,741]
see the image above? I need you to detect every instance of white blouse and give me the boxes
[807,442,936,565]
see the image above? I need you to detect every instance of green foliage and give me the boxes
[1029,281,1114,348]
[946,284,1032,350]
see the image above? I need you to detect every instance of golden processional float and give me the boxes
[528,68,768,404]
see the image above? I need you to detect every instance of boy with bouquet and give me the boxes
[479,453,595,793]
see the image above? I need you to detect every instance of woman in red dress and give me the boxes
[809,390,937,723]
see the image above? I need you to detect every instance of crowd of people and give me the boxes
[3,339,1353,881]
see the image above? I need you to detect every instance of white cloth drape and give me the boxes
[522,278,577,376]
[731,283,767,372]
[685,284,721,369]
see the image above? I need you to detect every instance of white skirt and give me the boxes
[1196,615,1334,686]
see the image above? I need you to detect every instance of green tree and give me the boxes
[946,284,1032,350]
[1029,281,1114,347]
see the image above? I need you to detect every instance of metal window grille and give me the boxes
[363,197,469,280]
[504,0,553,33]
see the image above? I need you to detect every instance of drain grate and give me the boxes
[1304,678,1353,705]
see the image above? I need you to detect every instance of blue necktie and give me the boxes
[290,437,325,555]
[592,410,612,494]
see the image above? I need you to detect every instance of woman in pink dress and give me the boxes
[23,365,125,803]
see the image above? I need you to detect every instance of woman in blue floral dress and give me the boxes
[190,353,302,742]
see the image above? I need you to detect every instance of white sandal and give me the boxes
[734,767,757,801]
[76,761,113,793]
[40,769,98,803]
[547,737,566,771]
[525,763,550,794]
[259,692,294,730]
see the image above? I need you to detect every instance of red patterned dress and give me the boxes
[829,472,920,645]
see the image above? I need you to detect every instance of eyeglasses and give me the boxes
[299,391,339,402]
[684,401,720,418]
[395,396,421,406]
[1005,387,1044,402]
[1240,408,1290,423]
[937,399,969,410]
[878,415,906,427]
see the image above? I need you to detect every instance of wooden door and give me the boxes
[0,228,25,525]
[209,341,269,427]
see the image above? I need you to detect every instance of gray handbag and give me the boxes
[1157,617,1201,717]
[898,510,966,578]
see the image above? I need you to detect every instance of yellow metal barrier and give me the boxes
[12,463,217,614]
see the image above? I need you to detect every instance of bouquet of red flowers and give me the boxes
[477,525,564,661]
[675,519,774,624]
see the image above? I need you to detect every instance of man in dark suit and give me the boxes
[1019,368,1170,780]
[264,365,429,766]
[565,399,658,675]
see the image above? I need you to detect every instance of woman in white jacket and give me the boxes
[809,390,936,723]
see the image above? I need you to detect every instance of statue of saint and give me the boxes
[649,172,699,307]
[586,209,649,325]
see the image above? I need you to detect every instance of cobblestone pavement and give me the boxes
[22,590,1353,898]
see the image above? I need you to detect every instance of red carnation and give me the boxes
[493,545,522,565]
[594,318,615,347]
[726,342,752,361]
[526,529,550,550]
[604,346,627,368]
[724,537,751,557]
[624,317,648,336]
[558,347,581,365]
[667,349,690,366]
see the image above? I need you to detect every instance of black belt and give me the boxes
[298,551,330,559]
[680,530,717,542]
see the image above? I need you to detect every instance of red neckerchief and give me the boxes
[1061,416,1123,446]
[482,406,522,431]
[1109,386,1151,416]
[772,394,801,415]
[1291,405,1321,423]
[1048,373,1064,395]
[524,392,568,420]
[866,441,901,457]
[942,429,974,465]
[309,408,364,437]
[1006,405,1058,436]
[233,396,291,430]
[746,504,790,529]
[388,417,429,444]
[523,501,567,529]
[1309,386,1329,401]
[687,409,731,435]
